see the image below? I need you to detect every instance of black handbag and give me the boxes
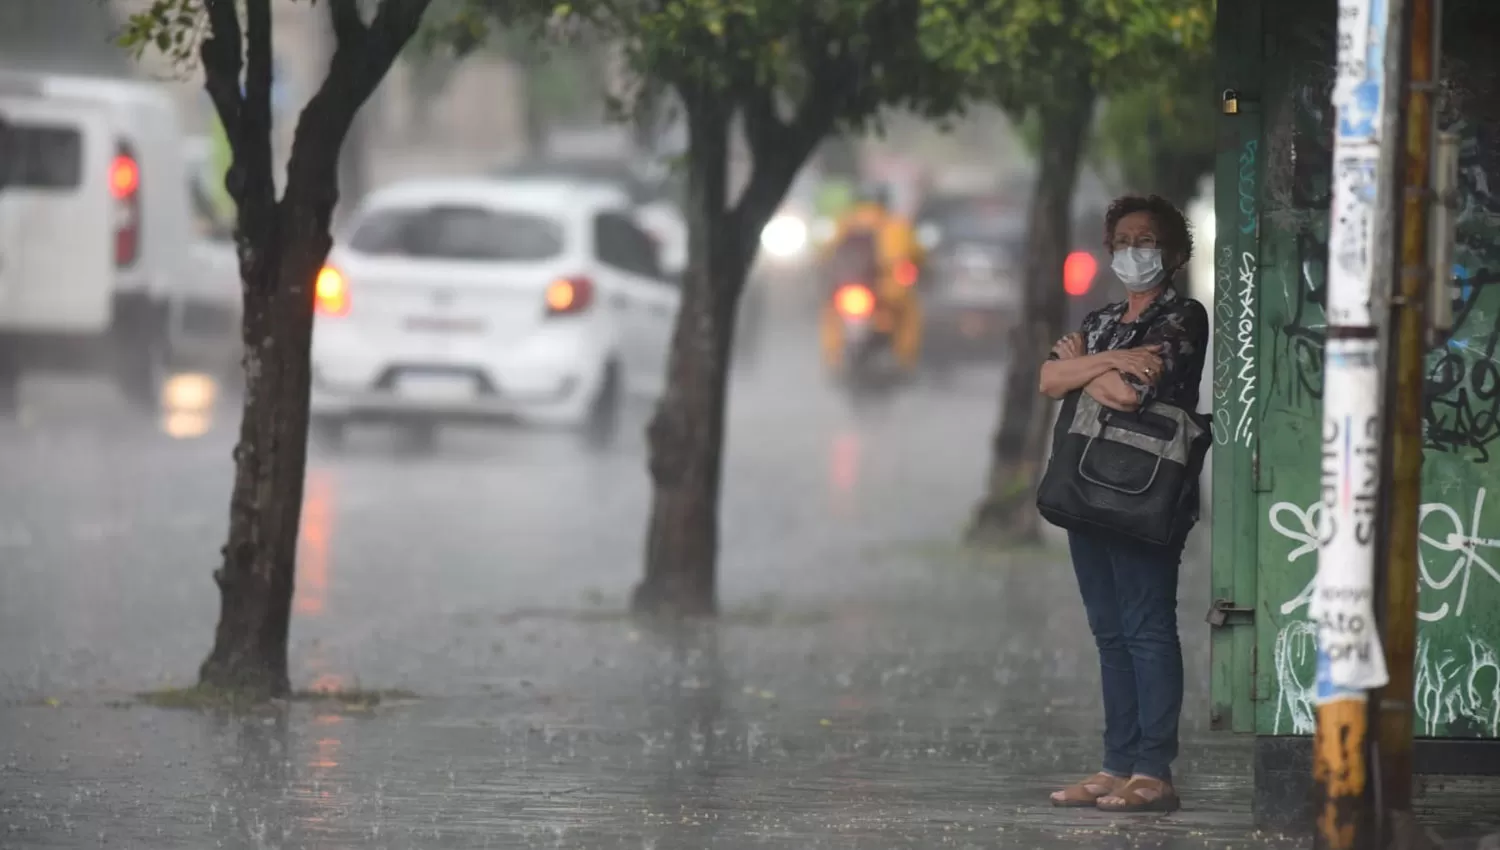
[1036,390,1212,548]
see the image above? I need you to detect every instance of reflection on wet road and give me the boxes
[0,325,1491,848]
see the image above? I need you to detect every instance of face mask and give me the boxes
[1111,247,1166,292]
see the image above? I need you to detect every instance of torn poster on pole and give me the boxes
[1314,339,1390,697]
[1315,0,1392,695]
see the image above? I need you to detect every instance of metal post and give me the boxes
[1376,0,1438,830]
[1314,0,1407,846]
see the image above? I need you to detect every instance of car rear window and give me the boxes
[1,123,82,189]
[348,204,566,261]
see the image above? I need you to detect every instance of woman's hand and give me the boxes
[1107,345,1165,383]
[1052,332,1085,360]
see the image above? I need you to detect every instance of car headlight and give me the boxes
[760,214,809,258]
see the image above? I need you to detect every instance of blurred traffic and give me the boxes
[0,9,1215,450]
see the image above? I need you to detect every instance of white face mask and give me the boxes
[1111,247,1166,292]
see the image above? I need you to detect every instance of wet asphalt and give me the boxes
[1,298,1494,848]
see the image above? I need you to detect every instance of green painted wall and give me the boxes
[1213,0,1500,740]
[1208,0,1264,735]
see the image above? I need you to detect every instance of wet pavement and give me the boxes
[1,312,1495,848]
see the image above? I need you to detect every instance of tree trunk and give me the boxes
[199,223,327,696]
[967,86,1096,547]
[199,118,346,696]
[632,105,743,618]
[195,0,430,697]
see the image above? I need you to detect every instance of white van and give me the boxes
[0,70,238,414]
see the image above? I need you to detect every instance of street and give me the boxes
[0,315,1488,849]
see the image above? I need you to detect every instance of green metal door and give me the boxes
[1211,0,1500,742]
[1208,0,1264,734]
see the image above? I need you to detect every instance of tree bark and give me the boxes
[197,0,430,697]
[199,219,326,696]
[632,99,741,618]
[967,84,1096,547]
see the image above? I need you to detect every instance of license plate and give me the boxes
[405,316,485,333]
[395,373,477,402]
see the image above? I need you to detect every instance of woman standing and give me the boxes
[1039,195,1209,813]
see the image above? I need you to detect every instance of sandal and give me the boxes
[1049,772,1125,808]
[1095,776,1181,813]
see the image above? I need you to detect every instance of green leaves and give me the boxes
[118,0,205,66]
[445,0,1003,138]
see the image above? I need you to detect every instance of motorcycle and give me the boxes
[826,278,906,398]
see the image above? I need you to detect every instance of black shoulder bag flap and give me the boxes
[1036,391,1212,548]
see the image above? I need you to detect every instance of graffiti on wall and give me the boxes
[1231,140,1260,447]
[1269,488,1500,734]
[1266,84,1500,462]
[1274,619,1500,737]
[1266,75,1334,410]
[1270,489,1500,624]
[1254,9,1500,739]
[1216,139,1263,449]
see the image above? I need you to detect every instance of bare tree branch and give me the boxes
[199,0,245,152]
[243,0,274,147]
[741,85,784,164]
[282,0,435,208]
[328,0,369,47]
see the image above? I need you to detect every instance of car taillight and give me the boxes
[546,276,594,316]
[1064,251,1097,297]
[834,283,875,318]
[112,143,141,268]
[893,259,919,287]
[315,266,349,316]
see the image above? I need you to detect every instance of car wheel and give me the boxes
[582,362,623,452]
[310,416,348,452]
[114,304,171,415]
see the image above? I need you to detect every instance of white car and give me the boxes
[310,178,680,450]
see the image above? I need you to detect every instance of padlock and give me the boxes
[1222,89,1240,115]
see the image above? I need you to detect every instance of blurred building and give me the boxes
[33,1,552,206]
[0,0,134,78]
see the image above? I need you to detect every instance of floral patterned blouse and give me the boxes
[1050,286,1210,410]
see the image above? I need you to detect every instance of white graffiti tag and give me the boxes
[1273,620,1318,735]
[1417,488,1500,622]
[1269,489,1500,622]
[1414,635,1500,737]
[1234,251,1257,447]
[1268,500,1323,616]
[1275,627,1500,736]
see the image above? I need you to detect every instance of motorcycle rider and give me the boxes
[819,182,927,371]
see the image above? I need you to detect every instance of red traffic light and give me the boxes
[1064,251,1097,297]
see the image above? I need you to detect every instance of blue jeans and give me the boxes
[1067,529,1184,783]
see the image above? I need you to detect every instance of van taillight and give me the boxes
[113,143,141,269]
